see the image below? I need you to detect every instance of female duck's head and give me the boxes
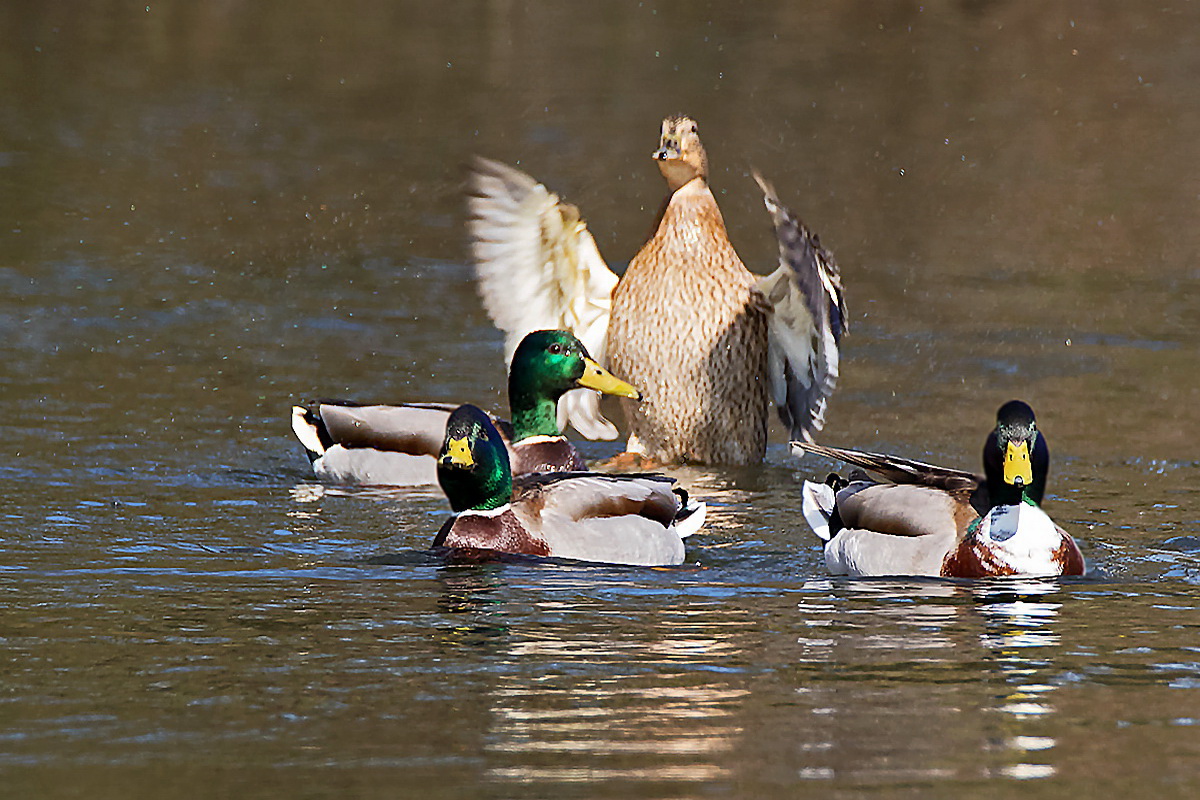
[508,330,640,439]
[653,114,709,191]
[437,404,513,512]
[982,400,1049,507]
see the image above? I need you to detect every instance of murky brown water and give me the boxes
[3,3,1199,797]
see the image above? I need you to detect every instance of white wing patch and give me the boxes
[800,480,836,542]
[468,157,621,440]
[291,405,326,456]
[673,500,707,540]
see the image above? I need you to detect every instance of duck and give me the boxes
[432,403,706,566]
[469,114,847,466]
[291,330,641,486]
[793,400,1085,578]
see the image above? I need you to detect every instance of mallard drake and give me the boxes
[469,114,846,466]
[794,401,1085,578]
[291,330,640,486]
[432,404,705,566]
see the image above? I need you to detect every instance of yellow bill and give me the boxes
[443,436,474,467]
[1003,441,1033,487]
[578,357,642,400]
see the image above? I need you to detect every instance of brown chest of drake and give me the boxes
[436,508,551,557]
[607,180,770,465]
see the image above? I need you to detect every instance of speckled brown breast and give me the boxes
[607,179,770,465]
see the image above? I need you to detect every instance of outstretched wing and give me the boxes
[468,157,622,440]
[753,172,848,443]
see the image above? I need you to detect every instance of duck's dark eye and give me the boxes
[690,124,698,133]
[548,343,563,355]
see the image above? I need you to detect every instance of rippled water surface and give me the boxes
[3,3,1199,798]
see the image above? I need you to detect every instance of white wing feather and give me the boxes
[753,172,848,444]
[800,480,836,542]
[468,157,621,440]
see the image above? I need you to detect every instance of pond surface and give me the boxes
[3,3,1199,798]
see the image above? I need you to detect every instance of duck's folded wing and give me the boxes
[794,441,981,492]
[835,482,963,539]
[825,483,970,576]
[468,157,621,440]
[753,173,848,443]
[514,473,681,526]
[513,473,688,566]
[312,402,458,456]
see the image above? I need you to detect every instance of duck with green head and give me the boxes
[291,330,640,486]
[432,404,704,566]
[794,400,1085,578]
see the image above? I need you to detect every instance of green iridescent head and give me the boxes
[508,330,640,440]
[437,404,512,512]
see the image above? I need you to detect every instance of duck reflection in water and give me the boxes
[779,577,1072,784]
[418,552,757,792]
[972,578,1066,780]
[483,601,753,790]
[430,565,512,647]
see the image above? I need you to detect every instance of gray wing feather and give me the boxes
[835,482,961,539]
[317,403,453,456]
[753,172,847,443]
[793,441,981,491]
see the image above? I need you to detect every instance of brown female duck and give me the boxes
[469,115,846,466]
